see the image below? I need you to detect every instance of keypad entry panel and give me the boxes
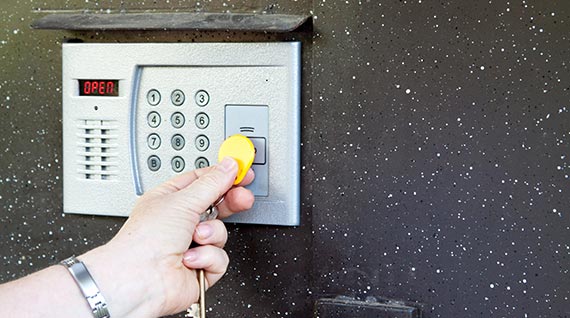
[62,43,300,226]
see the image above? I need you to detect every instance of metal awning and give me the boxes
[31,12,311,33]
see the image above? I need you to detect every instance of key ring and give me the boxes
[199,195,225,222]
[212,195,225,208]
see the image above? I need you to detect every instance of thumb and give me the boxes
[171,157,238,217]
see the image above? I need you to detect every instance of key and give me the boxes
[198,266,207,318]
[186,205,219,318]
[187,135,255,317]
[198,205,218,317]
[186,303,200,318]
[187,207,217,318]
[185,269,207,318]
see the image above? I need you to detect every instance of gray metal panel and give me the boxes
[62,42,301,226]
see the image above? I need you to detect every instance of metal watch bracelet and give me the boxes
[60,256,111,318]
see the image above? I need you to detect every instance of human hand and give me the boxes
[80,157,254,318]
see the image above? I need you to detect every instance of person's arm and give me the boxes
[0,157,254,318]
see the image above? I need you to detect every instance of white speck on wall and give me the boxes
[490,283,495,288]
[405,88,411,94]
[480,66,485,70]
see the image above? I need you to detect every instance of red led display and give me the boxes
[79,80,119,96]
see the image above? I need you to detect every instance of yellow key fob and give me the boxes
[218,134,255,185]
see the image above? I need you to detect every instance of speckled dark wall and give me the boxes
[0,0,568,317]
[309,1,569,317]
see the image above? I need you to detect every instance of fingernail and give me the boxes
[184,251,198,262]
[218,157,236,173]
[196,223,213,239]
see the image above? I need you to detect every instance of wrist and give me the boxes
[79,240,166,318]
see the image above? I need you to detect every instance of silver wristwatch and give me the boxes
[60,256,111,318]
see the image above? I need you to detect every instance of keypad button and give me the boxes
[195,157,210,169]
[147,89,161,106]
[148,155,161,171]
[171,89,185,106]
[195,135,210,151]
[195,90,210,106]
[147,133,161,150]
[171,134,185,151]
[171,156,185,172]
[195,112,210,129]
[147,111,161,128]
[171,112,185,128]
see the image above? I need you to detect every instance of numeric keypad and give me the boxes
[144,88,212,173]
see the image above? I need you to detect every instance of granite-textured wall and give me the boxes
[310,1,569,317]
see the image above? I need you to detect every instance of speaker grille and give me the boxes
[76,120,119,180]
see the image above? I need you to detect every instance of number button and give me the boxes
[147,111,161,128]
[147,133,161,150]
[147,89,161,106]
[195,90,210,106]
[147,155,161,171]
[171,156,185,173]
[195,135,210,151]
[171,112,185,128]
[195,112,210,129]
[171,89,185,106]
[195,157,210,169]
[171,134,185,151]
